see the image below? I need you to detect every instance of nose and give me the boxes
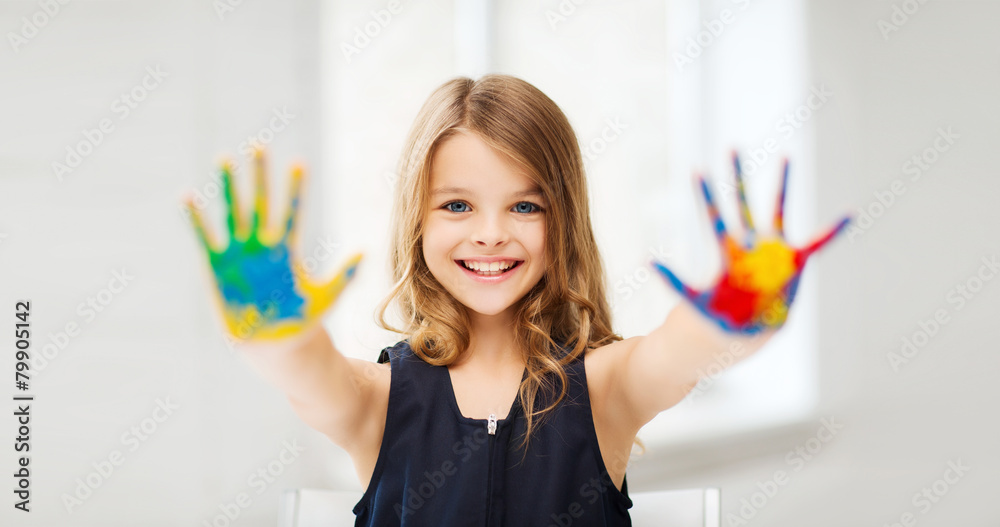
[472,211,510,248]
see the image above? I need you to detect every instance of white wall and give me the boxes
[1,1,997,526]
[0,1,349,526]
[630,2,1000,526]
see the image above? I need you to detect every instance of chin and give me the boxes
[464,303,513,317]
[459,297,519,318]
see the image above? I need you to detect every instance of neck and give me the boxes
[457,305,524,371]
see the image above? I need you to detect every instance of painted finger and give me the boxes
[651,259,701,304]
[731,151,756,242]
[281,162,305,246]
[697,175,730,246]
[221,160,244,239]
[251,145,268,237]
[184,195,218,255]
[311,252,365,315]
[774,158,789,238]
[798,214,852,260]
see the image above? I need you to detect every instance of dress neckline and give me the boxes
[444,363,528,426]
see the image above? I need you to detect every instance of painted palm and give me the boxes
[184,147,363,341]
[652,153,851,335]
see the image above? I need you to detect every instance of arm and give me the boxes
[183,146,376,450]
[235,322,386,451]
[618,301,776,428]
[616,153,850,430]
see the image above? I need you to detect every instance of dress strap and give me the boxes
[377,339,410,364]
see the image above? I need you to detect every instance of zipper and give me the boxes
[485,413,497,526]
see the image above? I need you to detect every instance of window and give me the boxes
[322,0,818,454]
[637,0,819,449]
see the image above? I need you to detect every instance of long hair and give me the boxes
[375,74,643,460]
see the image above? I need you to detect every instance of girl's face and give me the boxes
[422,130,547,321]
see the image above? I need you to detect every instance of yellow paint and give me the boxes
[216,251,363,342]
[729,238,796,295]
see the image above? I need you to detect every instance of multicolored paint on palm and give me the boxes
[184,146,363,341]
[652,152,851,334]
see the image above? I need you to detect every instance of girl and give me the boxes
[184,74,849,526]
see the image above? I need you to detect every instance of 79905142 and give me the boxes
[15,301,30,392]
[14,300,32,512]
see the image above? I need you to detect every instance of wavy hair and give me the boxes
[375,74,643,461]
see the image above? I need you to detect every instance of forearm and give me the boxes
[663,302,776,384]
[183,147,371,440]
[234,322,362,423]
[628,301,777,415]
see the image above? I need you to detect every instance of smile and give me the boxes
[454,259,523,283]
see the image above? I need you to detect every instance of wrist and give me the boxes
[231,319,326,355]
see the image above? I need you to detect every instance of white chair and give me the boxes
[278,487,721,527]
[630,488,720,527]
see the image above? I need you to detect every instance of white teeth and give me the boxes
[462,260,517,272]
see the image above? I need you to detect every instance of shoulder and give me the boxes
[347,340,400,405]
[353,338,427,393]
[582,336,640,392]
[347,340,406,425]
[376,339,408,365]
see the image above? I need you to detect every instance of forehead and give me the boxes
[429,131,540,195]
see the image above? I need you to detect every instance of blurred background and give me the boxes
[1,0,997,525]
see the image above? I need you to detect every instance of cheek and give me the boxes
[529,224,546,267]
[421,219,459,261]
[532,223,546,250]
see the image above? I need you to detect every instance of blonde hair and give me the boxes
[375,74,643,460]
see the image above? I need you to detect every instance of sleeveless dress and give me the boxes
[352,339,633,526]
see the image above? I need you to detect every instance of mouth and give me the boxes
[454,259,524,278]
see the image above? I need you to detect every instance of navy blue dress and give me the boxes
[352,339,633,526]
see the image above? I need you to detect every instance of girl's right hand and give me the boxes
[183,146,363,342]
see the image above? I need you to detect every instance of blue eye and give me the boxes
[445,201,469,213]
[514,202,542,214]
[442,201,542,214]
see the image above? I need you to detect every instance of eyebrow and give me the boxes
[431,186,544,199]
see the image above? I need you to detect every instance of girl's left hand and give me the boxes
[651,152,851,335]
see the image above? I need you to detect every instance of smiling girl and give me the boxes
[184,74,849,526]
